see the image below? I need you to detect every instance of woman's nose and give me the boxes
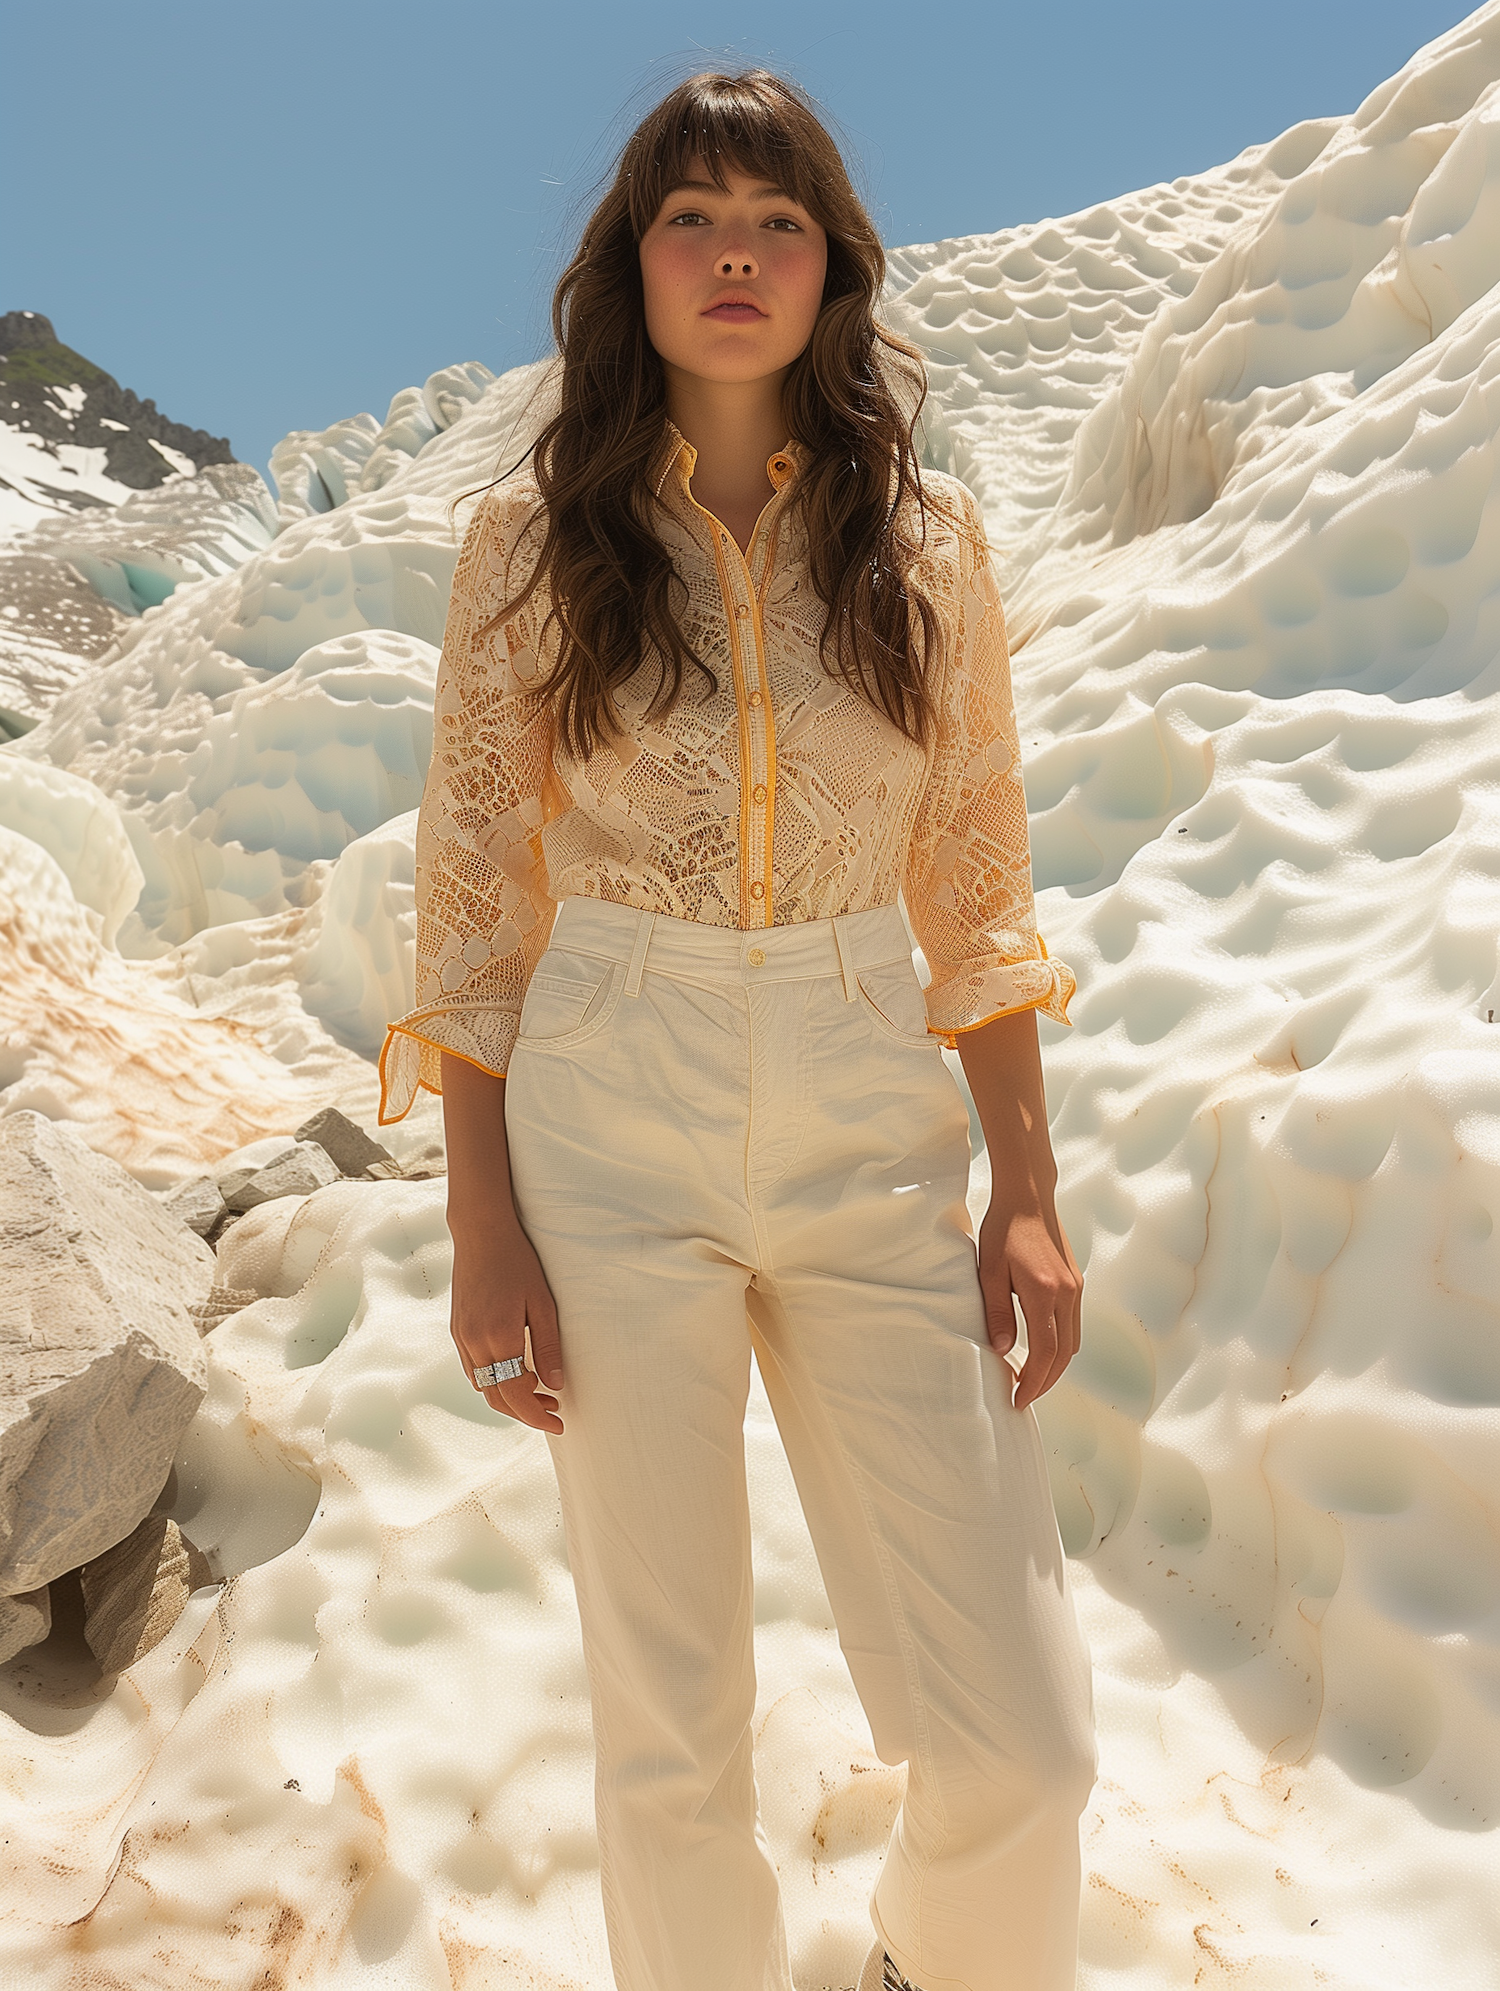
[718,248,758,278]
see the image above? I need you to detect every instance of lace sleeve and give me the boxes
[903,482,1075,1044]
[377,485,557,1123]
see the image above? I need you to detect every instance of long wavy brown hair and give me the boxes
[478,69,947,760]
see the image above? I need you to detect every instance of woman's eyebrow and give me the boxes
[664,178,802,204]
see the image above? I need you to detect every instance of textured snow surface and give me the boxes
[19,461,278,618]
[3,8,1500,1988]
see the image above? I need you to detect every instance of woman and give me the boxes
[379,69,1096,1991]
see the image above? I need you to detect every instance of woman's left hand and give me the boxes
[976,1198,1082,1411]
[956,1006,1083,1412]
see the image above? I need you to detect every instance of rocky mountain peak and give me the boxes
[0,309,235,495]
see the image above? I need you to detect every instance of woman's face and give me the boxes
[639,164,828,387]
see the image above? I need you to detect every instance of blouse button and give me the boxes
[752,784,767,805]
[748,946,766,966]
[734,603,749,618]
[747,690,763,708]
[750,880,765,899]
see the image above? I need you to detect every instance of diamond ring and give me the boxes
[473,1356,527,1388]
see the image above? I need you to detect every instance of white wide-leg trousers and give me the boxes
[503,897,1097,1991]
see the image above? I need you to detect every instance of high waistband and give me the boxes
[549,896,914,1000]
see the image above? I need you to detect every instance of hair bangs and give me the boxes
[623,77,830,243]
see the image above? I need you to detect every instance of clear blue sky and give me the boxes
[3,0,1477,479]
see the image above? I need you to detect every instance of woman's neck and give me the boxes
[663,366,791,555]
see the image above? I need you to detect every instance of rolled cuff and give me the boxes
[923,946,1076,1045]
[377,1004,521,1125]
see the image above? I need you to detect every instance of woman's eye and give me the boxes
[764,217,803,232]
[666,210,710,226]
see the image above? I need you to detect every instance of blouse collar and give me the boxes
[650,419,807,500]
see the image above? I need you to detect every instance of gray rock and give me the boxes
[215,1138,298,1208]
[223,1141,340,1213]
[294,1106,393,1178]
[0,1112,211,1600]
[79,1513,214,1674]
[159,1175,227,1239]
[0,1585,50,1664]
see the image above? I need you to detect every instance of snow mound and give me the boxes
[19,461,278,616]
[887,115,1344,551]
[292,809,418,1059]
[269,360,499,528]
[0,753,142,945]
[0,824,412,1178]
[104,626,436,947]
[4,352,534,832]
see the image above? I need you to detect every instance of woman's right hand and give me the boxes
[438,1050,564,1436]
[449,1217,565,1434]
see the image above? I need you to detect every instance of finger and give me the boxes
[1048,1270,1084,1386]
[978,1249,1021,1343]
[1018,1282,1082,1408]
[1013,1288,1061,1409]
[1024,1336,1068,1408]
[1014,1341,1054,1409]
[1061,1278,1083,1365]
[984,1285,1019,1356]
[482,1382,563,1434]
[1055,1228,1085,1356]
[526,1300,564,1391]
[493,1372,564,1435]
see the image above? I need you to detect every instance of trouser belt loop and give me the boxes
[624,908,658,997]
[831,914,859,1003]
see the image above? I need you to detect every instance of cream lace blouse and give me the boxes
[377,424,1073,1123]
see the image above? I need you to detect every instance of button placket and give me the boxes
[687,459,788,935]
[719,532,775,929]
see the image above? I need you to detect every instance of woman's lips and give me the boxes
[703,302,766,322]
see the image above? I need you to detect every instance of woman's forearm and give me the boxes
[439,1053,522,1239]
[955,1006,1058,1207]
